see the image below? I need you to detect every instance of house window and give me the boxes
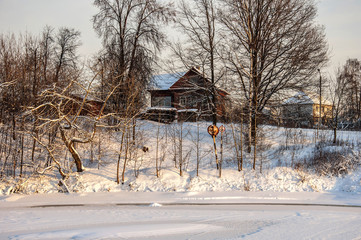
[179,95,196,108]
[180,96,187,106]
[187,96,193,107]
[202,98,209,110]
[153,96,171,107]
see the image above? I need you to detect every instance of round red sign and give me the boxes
[207,125,219,137]
[219,125,226,133]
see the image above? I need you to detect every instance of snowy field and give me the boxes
[1,121,361,239]
[1,191,361,239]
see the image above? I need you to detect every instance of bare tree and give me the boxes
[39,26,54,86]
[92,0,175,124]
[339,59,361,125]
[29,71,118,178]
[115,79,144,184]
[330,68,348,143]
[121,129,130,184]
[155,120,162,178]
[168,121,191,177]
[53,28,81,85]
[0,34,22,126]
[0,31,51,177]
[172,0,224,125]
[192,118,205,176]
[219,0,328,169]
[0,26,84,180]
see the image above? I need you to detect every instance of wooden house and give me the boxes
[145,67,229,122]
[282,91,333,127]
[70,94,104,117]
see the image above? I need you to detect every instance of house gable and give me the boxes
[169,67,208,90]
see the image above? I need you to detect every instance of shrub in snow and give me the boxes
[308,142,360,176]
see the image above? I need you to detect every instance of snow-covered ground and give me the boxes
[2,121,361,195]
[1,121,361,239]
[1,191,361,239]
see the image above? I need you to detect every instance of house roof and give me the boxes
[149,67,229,96]
[283,91,332,105]
[150,72,186,90]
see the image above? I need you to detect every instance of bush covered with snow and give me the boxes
[307,142,360,177]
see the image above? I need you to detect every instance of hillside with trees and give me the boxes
[1,0,360,195]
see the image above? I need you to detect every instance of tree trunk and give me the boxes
[31,120,38,163]
[121,131,129,184]
[68,143,83,172]
[60,128,83,172]
[333,114,338,144]
[219,132,223,178]
[247,85,252,153]
[132,118,136,142]
[196,120,200,176]
[253,111,257,170]
[116,130,125,184]
[240,111,244,171]
[231,123,240,171]
[20,131,24,177]
[179,123,183,177]
[156,123,160,178]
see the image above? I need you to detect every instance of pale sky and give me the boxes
[317,0,361,73]
[0,0,360,75]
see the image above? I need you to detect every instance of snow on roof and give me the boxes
[146,107,177,111]
[192,66,205,76]
[149,67,229,95]
[283,92,313,105]
[150,72,186,90]
[283,91,332,105]
[177,108,198,112]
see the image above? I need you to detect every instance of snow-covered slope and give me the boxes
[1,121,360,195]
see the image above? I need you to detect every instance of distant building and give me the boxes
[145,67,229,122]
[68,94,104,117]
[282,91,332,127]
